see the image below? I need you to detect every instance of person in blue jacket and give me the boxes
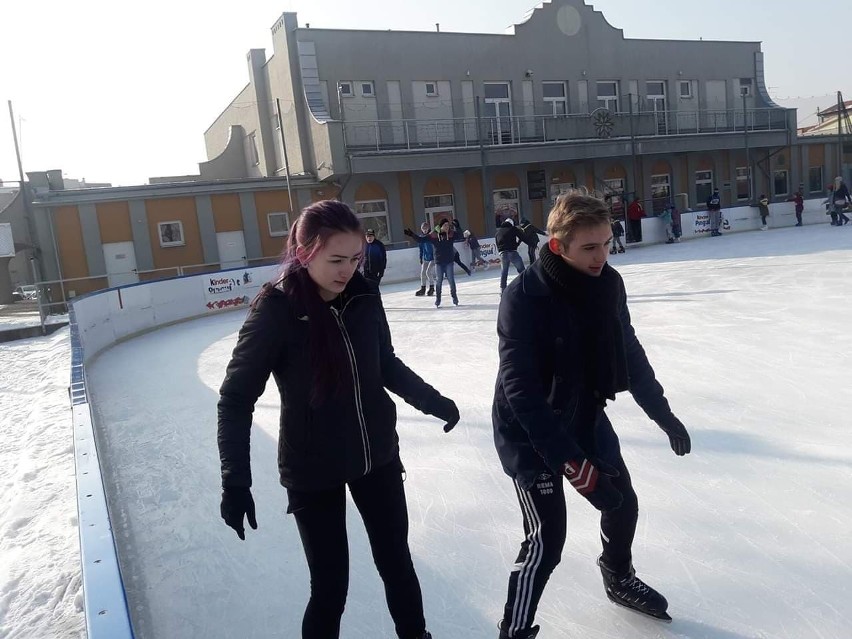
[411,221,436,296]
[491,192,692,639]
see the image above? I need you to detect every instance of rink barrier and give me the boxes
[68,304,135,638]
[65,198,829,634]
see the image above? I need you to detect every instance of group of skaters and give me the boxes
[217,192,692,639]
[401,216,547,306]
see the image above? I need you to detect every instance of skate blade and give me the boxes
[606,592,672,623]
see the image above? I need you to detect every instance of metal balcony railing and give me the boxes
[342,108,790,153]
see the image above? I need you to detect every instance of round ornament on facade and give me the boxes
[557,5,582,36]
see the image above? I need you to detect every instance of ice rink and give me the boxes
[86,223,852,639]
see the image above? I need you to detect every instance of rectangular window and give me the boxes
[679,80,693,98]
[696,170,714,205]
[549,182,576,207]
[736,167,751,200]
[494,188,520,225]
[596,81,619,111]
[355,200,390,242]
[809,166,824,193]
[338,81,353,97]
[158,221,185,248]
[650,174,671,213]
[267,212,291,237]
[739,78,753,96]
[543,81,568,116]
[484,83,510,99]
[773,169,789,197]
[423,194,455,231]
[360,82,375,97]
[604,178,625,215]
[425,82,438,97]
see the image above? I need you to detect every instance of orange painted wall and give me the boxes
[54,206,88,282]
[211,194,243,233]
[95,201,132,244]
[144,198,204,270]
[424,176,454,196]
[494,172,520,189]
[354,182,387,201]
[464,171,485,235]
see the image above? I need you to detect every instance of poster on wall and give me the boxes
[693,211,710,235]
[203,270,263,311]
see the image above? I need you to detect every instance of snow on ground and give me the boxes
[3,222,852,638]
[0,327,85,638]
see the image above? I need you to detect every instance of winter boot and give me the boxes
[617,246,625,254]
[598,556,671,622]
[415,285,426,296]
[498,620,540,639]
[427,285,435,296]
[610,247,617,255]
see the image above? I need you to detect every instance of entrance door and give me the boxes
[424,194,455,231]
[646,81,668,135]
[705,80,728,129]
[102,241,139,288]
[216,231,247,269]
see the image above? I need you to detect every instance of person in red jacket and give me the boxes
[626,196,645,243]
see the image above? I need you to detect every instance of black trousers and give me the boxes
[501,455,639,636]
[527,244,538,264]
[287,462,425,639]
[628,218,642,242]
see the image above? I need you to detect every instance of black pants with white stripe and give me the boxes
[501,455,639,636]
[286,461,425,639]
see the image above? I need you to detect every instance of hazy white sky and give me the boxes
[1,0,849,187]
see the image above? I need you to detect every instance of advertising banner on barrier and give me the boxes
[203,270,263,311]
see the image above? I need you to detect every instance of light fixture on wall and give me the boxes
[581,70,587,77]
[524,69,534,78]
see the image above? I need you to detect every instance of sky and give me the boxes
[1,0,851,187]
[3,219,851,637]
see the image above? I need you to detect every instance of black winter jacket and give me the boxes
[218,273,442,492]
[495,224,527,253]
[414,229,464,265]
[519,222,546,247]
[492,261,674,489]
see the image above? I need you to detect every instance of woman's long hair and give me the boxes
[257,200,363,404]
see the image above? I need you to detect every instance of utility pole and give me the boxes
[742,88,751,203]
[628,93,638,200]
[275,98,294,212]
[8,101,43,287]
[838,91,844,182]
[475,96,492,232]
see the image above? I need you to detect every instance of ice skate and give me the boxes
[498,620,540,638]
[617,246,625,253]
[598,556,671,623]
[415,286,426,296]
[427,285,435,296]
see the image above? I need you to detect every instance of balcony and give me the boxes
[341,108,794,174]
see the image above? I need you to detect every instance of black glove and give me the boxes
[403,228,415,238]
[658,415,691,456]
[562,458,623,512]
[220,487,257,540]
[423,394,460,432]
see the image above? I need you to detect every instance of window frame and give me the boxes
[773,169,789,197]
[338,81,353,98]
[679,80,693,99]
[695,170,714,206]
[425,82,438,97]
[267,211,291,237]
[596,80,620,112]
[360,81,375,97]
[808,166,824,194]
[157,221,185,248]
[354,199,391,242]
[735,167,751,201]
[543,81,568,116]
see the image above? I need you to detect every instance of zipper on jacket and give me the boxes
[331,305,372,474]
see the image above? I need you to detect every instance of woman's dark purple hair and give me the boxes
[256,199,363,404]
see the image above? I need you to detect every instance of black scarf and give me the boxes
[538,245,629,403]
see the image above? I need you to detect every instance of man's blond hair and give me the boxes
[546,189,612,244]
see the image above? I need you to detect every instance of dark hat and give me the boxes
[365,228,375,236]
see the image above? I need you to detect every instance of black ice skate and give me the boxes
[598,556,671,622]
[617,246,625,253]
[427,285,435,296]
[415,285,426,296]
[498,620,540,638]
